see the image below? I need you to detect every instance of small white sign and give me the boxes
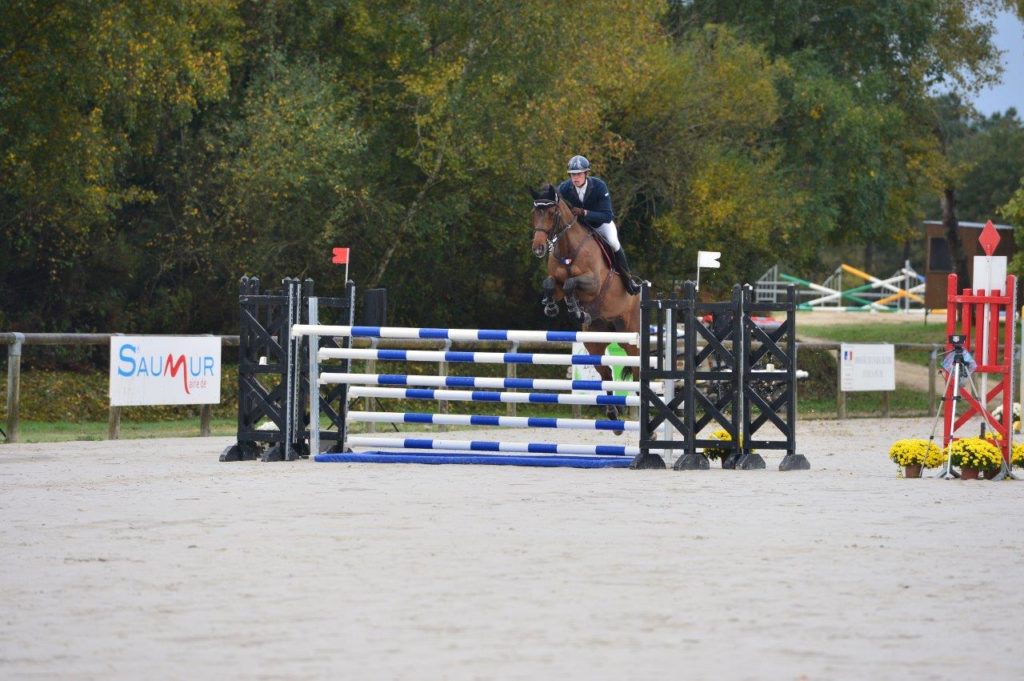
[972,255,1006,294]
[110,336,222,406]
[840,343,895,392]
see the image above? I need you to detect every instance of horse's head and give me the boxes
[530,183,566,258]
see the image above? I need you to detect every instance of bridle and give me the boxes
[531,193,578,256]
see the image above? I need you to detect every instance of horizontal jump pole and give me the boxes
[319,372,644,392]
[347,436,640,456]
[315,451,632,468]
[292,324,638,345]
[347,386,639,407]
[348,411,639,431]
[319,348,643,367]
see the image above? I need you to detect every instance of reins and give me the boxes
[531,195,579,255]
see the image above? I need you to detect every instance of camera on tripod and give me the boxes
[944,334,976,375]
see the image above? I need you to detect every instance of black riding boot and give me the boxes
[612,248,641,295]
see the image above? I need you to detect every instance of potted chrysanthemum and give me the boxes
[702,428,748,467]
[1011,442,1024,470]
[888,439,944,478]
[981,432,1011,478]
[946,437,1003,480]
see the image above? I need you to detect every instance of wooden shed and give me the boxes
[924,220,1016,309]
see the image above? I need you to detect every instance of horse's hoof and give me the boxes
[544,304,559,317]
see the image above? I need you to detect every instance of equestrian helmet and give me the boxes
[567,155,591,174]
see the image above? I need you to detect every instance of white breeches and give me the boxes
[594,221,620,251]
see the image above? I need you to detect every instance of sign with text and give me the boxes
[840,343,895,392]
[110,336,222,406]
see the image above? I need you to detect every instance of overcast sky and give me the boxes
[972,9,1023,116]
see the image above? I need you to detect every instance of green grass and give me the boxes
[801,322,951,367]
[7,419,238,443]
[799,387,933,419]
[801,321,949,345]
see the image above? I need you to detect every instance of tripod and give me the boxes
[927,335,1013,480]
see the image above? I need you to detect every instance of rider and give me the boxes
[557,155,642,295]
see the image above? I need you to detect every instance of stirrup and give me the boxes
[621,273,641,295]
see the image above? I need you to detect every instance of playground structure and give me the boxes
[757,262,926,312]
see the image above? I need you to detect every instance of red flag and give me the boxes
[332,247,350,264]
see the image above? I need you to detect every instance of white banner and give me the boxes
[840,343,895,392]
[110,336,222,406]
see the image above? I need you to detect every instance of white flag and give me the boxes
[697,251,721,269]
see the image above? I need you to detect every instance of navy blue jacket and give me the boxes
[557,176,614,229]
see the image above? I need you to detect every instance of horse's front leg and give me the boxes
[563,277,581,321]
[541,276,561,318]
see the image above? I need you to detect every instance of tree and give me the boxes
[953,108,1024,222]
[663,0,1009,276]
[0,0,237,330]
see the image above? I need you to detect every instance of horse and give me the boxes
[530,183,642,430]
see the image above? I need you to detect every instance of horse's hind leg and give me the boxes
[620,341,641,426]
[585,341,623,435]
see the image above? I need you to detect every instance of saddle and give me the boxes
[581,225,615,270]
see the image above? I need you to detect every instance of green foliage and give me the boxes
[668,0,1007,269]
[1006,179,1024,274]
[796,347,838,401]
[950,108,1024,222]
[0,366,239,422]
[0,1,1015,336]
[1,0,238,331]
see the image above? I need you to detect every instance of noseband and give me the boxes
[532,197,577,255]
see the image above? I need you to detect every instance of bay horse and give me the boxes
[530,183,642,430]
